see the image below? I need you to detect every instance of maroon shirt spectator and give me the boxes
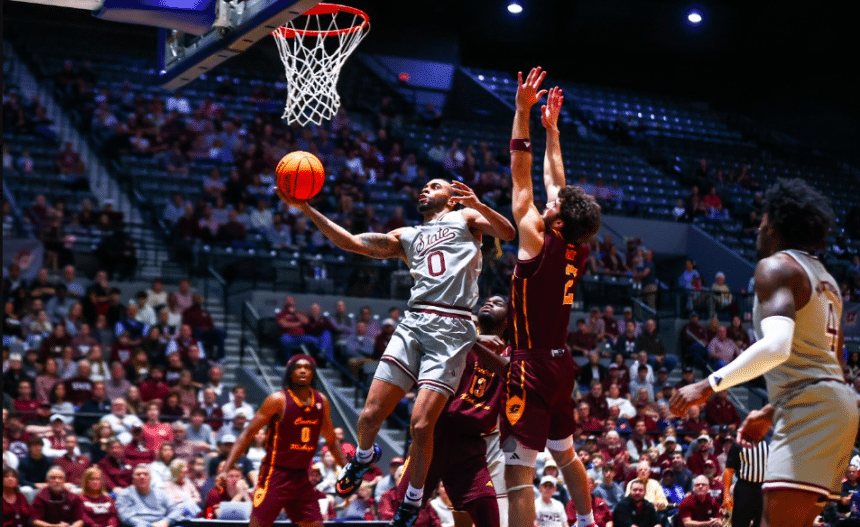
[568,319,596,356]
[80,492,120,527]
[31,467,85,526]
[704,391,741,429]
[139,367,170,403]
[678,476,721,525]
[123,429,155,466]
[195,388,225,432]
[13,380,41,424]
[166,324,203,362]
[182,294,216,333]
[109,333,136,366]
[56,142,85,175]
[54,434,92,488]
[216,211,247,243]
[687,438,722,477]
[66,366,95,407]
[276,296,307,337]
[584,383,610,421]
[601,306,621,343]
[96,440,133,491]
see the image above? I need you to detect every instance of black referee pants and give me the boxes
[732,479,763,527]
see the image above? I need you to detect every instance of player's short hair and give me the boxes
[763,178,834,251]
[557,185,602,245]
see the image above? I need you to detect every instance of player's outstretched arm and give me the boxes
[275,187,406,260]
[452,181,516,241]
[670,254,800,416]
[319,394,347,468]
[511,67,548,260]
[221,391,285,478]
[541,86,565,204]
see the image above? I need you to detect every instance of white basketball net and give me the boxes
[273,4,370,126]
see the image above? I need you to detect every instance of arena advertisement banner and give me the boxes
[844,302,860,341]
[2,239,44,282]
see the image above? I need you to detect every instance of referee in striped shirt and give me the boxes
[724,440,769,527]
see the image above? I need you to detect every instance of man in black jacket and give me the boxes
[612,479,661,527]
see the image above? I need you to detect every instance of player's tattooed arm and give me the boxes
[357,232,406,260]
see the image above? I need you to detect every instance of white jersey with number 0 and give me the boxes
[753,249,844,403]
[399,210,481,310]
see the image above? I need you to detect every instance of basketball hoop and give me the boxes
[272,3,370,126]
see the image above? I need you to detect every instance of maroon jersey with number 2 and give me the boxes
[251,388,326,526]
[502,231,589,451]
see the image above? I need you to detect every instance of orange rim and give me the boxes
[273,3,370,38]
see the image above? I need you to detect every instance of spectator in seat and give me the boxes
[198,366,230,406]
[725,315,750,350]
[105,361,131,402]
[677,475,722,527]
[276,295,317,363]
[114,304,147,347]
[614,320,639,358]
[216,210,247,244]
[221,385,254,423]
[626,419,656,463]
[601,305,621,344]
[96,438,133,492]
[602,247,630,277]
[687,435,721,477]
[534,476,566,527]
[116,464,183,527]
[583,379,609,420]
[141,402,173,452]
[709,272,737,319]
[182,294,225,361]
[204,464,252,519]
[32,465,85,527]
[96,225,137,281]
[703,391,740,431]
[624,460,668,514]
[54,433,91,490]
[19,436,53,492]
[75,378,111,433]
[14,379,40,424]
[593,464,624,510]
[195,387,225,432]
[64,361,94,407]
[568,318,597,357]
[605,382,637,420]
[124,425,155,467]
[302,302,336,366]
[636,320,675,372]
[612,479,660,527]
[79,466,121,527]
[100,397,143,444]
[185,407,215,448]
[3,466,31,527]
[166,323,206,362]
[580,353,608,391]
[706,326,740,369]
[134,291,157,327]
[139,366,170,404]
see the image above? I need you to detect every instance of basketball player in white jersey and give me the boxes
[670,178,858,527]
[275,179,515,527]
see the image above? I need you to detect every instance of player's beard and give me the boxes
[477,311,498,333]
[417,194,447,213]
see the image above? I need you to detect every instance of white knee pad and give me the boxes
[546,436,574,451]
[502,436,538,467]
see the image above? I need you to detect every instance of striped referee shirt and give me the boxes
[726,441,769,483]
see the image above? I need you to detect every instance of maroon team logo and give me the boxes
[414,227,456,257]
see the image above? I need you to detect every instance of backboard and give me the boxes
[9,0,322,90]
[158,0,322,90]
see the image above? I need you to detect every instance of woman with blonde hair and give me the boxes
[162,458,202,516]
[80,466,120,527]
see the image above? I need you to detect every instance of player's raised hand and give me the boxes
[515,67,548,111]
[541,86,563,131]
[669,379,713,417]
[449,180,480,208]
[273,186,309,210]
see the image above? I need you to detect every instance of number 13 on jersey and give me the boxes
[563,247,579,305]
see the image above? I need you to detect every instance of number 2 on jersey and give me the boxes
[825,302,838,354]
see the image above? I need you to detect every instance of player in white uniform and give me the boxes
[275,179,515,527]
[671,178,859,527]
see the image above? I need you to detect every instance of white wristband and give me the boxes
[707,315,794,392]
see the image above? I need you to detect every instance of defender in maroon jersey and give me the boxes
[220,355,346,527]
[504,68,602,527]
[396,295,510,527]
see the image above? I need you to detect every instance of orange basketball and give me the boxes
[276,151,325,200]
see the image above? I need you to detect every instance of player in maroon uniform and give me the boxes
[504,67,602,527]
[220,355,346,527]
[395,295,510,527]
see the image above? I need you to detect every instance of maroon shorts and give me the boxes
[251,464,321,525]
[398,426,495,509]
[500,350,577,451]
